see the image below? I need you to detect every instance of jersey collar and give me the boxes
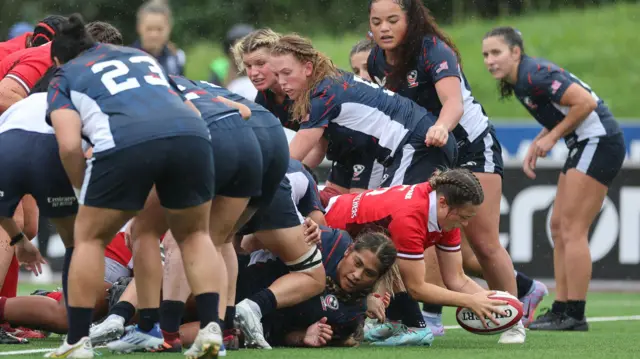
[427,191,441,232]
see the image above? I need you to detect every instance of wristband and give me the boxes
[9,232,25,246]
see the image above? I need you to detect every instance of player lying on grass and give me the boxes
[0,221,139,336]
[324,168,510,345]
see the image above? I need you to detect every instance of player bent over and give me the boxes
[45,14,222,359]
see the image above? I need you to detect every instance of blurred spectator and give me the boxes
[209,23,257,101]
[8,22,32,40]
[132,1,185,76]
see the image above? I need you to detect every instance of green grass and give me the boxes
[185,2,640,121]
[3,284,640,358]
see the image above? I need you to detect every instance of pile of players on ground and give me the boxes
[2,0,617,356]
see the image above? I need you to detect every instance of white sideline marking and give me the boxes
[442,315,640,330]
[2,316,640,356]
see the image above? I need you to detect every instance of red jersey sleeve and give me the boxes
[0,33,30,60]
[3,44,52,93]
[435,228,461,252]
[388,211,428,260]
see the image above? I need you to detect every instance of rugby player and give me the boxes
[44,14,222,358]
[482,26,625,332]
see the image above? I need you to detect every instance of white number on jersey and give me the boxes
[91,56,170,96]
[353,75,396,97]
[176,84,200,101]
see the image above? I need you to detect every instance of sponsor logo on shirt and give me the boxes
[523,96,538,110]
[436,61,449,74]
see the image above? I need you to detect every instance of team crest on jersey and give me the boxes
[374,76,386,87]
[407,70,418,88]
[321,294,339,311]
[352,164,365,179]
[523,96,538,110]
[550,80,562,95]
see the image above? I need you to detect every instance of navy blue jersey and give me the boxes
[286,159,324,216]
[301,71,435,166]
[282,227,365,339]
[368,36,489,143]
[46,44,208,154]
[170,75,242,127]
[194,80,281,128]
[255,89,298,131]
[513,55,620,146]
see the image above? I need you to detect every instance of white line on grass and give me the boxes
[2,315,640,356]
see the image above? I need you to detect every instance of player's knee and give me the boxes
[559,218,590,244]
[469,236,504,260]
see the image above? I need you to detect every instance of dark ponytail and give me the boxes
[368,0,461,91]
[32,15,68,47]
[51,14,94,65]
[483,26,525,99]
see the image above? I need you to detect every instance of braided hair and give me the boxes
[32,15,68,47]
[428,168,484,208]
[271,34,340,121]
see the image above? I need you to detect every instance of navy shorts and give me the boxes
[238,177,303,235]
[382,120,457,187]
[248,122,290,208]
[0,130,77,218]
[80,136,214,211]
[209,115,263,198]
[327,156,385,190]
[563,133,625,187]
[456,125,504,177]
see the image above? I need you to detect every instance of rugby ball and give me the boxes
[456,291,523,335]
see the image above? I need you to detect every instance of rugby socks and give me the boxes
[566,300,586,321]
[386,292,426,328]
[248,289,277,318]
[551,301,567,314]
[66,307,94,345]
[139,308,160,332]
[160,300,185,333]
[515,270,535,299]
[422,303,443,315]
[62,247,74,304]
[195,293,220,329]
[110,301,136,324]
[224,306,236,331]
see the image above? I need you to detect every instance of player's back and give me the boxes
[0,43,52,93]
[50,44,208,153]
[196,80,281,128]
[171,75,240,126]
[0,93,52,135]
[0,33,30,61]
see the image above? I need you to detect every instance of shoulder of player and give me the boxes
[420,35,454,55]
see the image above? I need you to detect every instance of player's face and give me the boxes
[350,50,372,81]
[438,199,477,231]
[243,48,278,91]
[270,54,312,100]
[338,247,381,293]
[369,0,408,51]
[137,13,171,54]
[482,36,519,81]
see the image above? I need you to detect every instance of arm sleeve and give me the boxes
[46,73,78,126]
[527,65,572,103]
[435,228,462,252]
[299,84,339,130]
[422,37,461,83]
[387,212,427,260]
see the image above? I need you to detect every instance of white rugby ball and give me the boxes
[456,291,523,335]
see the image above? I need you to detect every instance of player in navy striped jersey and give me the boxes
[231,29,298,130]
[368,0,532,343]
[44,14,222,358]
[270,34,456,190]
[482,27,625,332]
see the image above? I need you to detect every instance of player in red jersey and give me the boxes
[0,15,67,113]
[325,168,508,327]
[0,16,65,61]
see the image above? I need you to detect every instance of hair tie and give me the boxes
[37,22,56,36]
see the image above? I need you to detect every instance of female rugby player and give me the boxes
[271,34,456,188]
[367,0,527,342]
[324,169,509,345]
[232,29,297,130]
[482,26,625,332]
[45,14,222,358]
